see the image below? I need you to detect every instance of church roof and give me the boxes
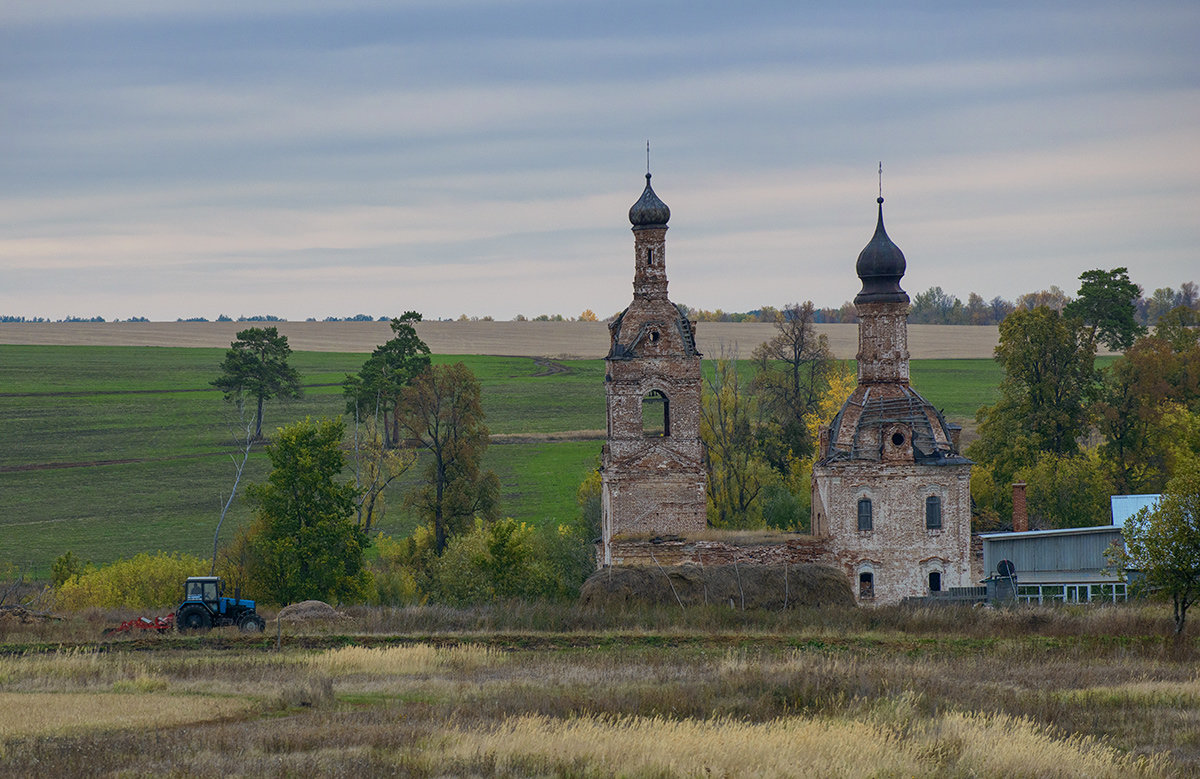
[606,305,699,360]
[629,173,671,228]
[854,197,908,305]
[823,383,970,466]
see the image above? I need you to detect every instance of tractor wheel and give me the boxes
[177,604,211,632]
[238,613,266,633]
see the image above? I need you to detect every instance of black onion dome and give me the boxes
[854,197,908,304]
[629,173,670,228]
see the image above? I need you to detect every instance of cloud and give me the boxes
[1,1,1198,320]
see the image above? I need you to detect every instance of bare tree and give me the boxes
[751,301,834,462]
[211,399,256,575]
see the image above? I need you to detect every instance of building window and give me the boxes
[928,571,942,592]
[858,572,875,599]
[925,495,942,530]
[857,498,873,531]
[642,390,670,437]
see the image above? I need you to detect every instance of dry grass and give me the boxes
[307,643,502,677]
[1058,677,1200,707]
[443,709,1164,778]
[0,605,1194,776]
[0,320,1016,359]
[0,691,253,741]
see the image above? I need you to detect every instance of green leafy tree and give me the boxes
[1114,458,1200,636]
[703,357,774,528]
[577,465,602,540]
[909,286,965,324]
[1020,448,1114,529]
[430,518,592,605]
[1154,305,1200,353]
[243,417,368,605]
[348,415,415,536]
[212,326,302,439]
[397,363,500,555]
[1015,285,1070,312]
[1145,286,1181,325]
[1096,324,1200,494]
[51,551,87,589]
[969,307,1097,522]
[1063,267,1145,352]
[1096,336,1183,494]
[343,312,431,448]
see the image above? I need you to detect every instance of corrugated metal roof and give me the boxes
[982,526,1124,580]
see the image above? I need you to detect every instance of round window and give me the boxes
[891,432,905,446]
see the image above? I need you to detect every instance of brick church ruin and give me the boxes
[599,174,974,604]
[600,173,707,566]
[810,195,974,603]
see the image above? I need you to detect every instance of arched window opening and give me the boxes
[857,497,873,532]
[928,571,942,592]
[646,247,654,266]
[925,495,942,530]
[858,572,875,599]
[642,390,670,437]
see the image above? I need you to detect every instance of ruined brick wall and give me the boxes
[605,536,830,567]
[812,459,973,604]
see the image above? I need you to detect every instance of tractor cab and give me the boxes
[177,576,264,632]
[184,576,222,606]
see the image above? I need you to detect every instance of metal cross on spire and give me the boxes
[646,141,651,175]
[878,161,883,200]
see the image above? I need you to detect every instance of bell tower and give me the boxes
[600,172,707,565]
[811,192,973,604]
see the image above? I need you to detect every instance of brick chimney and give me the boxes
[1012,482,1028,532]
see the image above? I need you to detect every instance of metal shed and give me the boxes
[980,526,1127,604]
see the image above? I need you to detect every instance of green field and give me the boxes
[0,345,1000,574]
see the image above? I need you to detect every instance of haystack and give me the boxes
[276,600,351,623]
[579,563,854,609]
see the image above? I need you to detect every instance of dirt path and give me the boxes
[529,356,570,376]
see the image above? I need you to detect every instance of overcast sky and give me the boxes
[3,1,1197,322]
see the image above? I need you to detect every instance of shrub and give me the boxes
[51,551,87,589]
[430,518,593,606]
[366,533,423,606]
[54,551,207,611]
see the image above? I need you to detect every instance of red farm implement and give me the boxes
[106,614,175,634]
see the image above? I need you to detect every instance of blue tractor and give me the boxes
[175,576,265,632]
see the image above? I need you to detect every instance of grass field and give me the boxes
[0,344,1002,574]
[0,603,1193,776]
